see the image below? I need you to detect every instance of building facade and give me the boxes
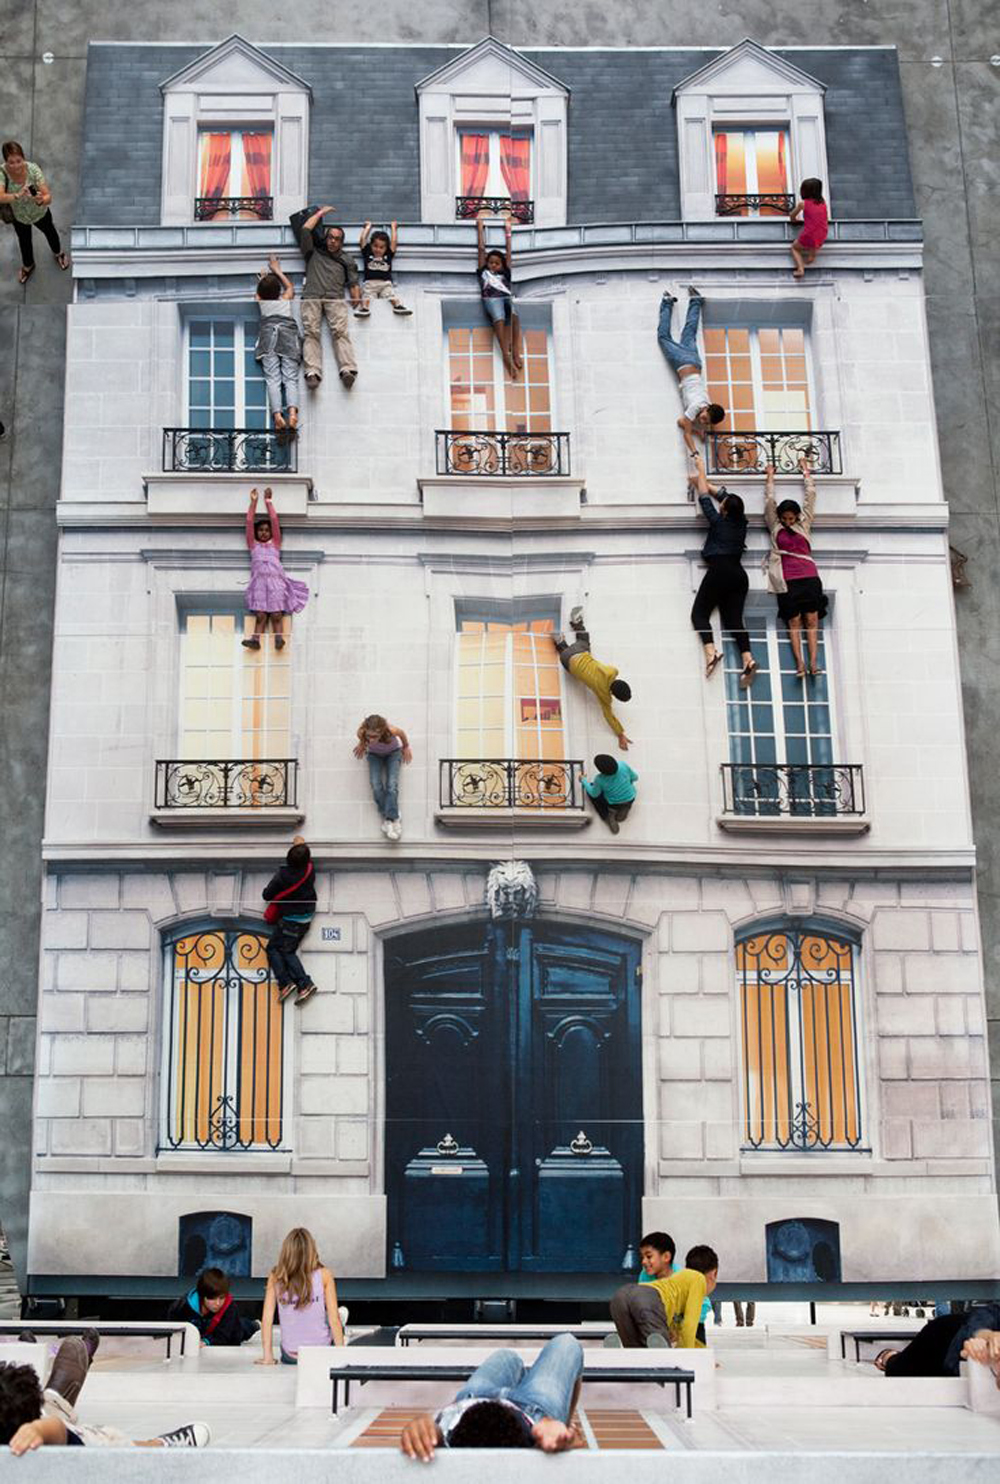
[28,35,999,1294]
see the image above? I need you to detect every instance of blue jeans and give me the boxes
[368,750,402,820]
[455,1334,583,1425]
[266,917,311,991]
[657,293,703,373]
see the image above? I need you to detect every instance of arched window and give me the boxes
[162,925,285,1152]
[736,922,864,1153]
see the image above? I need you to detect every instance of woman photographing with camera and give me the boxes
[1,141,69,284]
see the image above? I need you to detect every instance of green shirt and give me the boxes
[4,161,47,225]
[583,761,637,805]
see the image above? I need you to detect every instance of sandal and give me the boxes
[740,659,759,689]
[704,651,723,680]
[18,264,34,285]
[56,252,70,271]
[873,1349,898,1373]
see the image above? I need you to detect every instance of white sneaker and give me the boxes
[156,1422,211,1448]
[390,819,403,840]
[380,819,391,837]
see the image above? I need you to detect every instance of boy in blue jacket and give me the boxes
[168,1268,258,1347]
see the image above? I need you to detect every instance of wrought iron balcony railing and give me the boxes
[436,429,571,478]
[706,430,842,476]
[441,758,586,810]
[716,192,795,217]
[156,759,298,810]
[162,427,296,474]
[721,763,865,819]
[194,195,274,222]
[456,196,534,224]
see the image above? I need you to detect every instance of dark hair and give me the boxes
[257,272,283,300]
[196,1267,230,1302]
[721,492,745,521]
[485,249,505,267]
[685,1244,719,1275]
[776,499,802,519]
[1,141,26,162]
[0,1361,44,1444]
[254,517,272,537]
[706,404,726,426]
[800,178,824,202]
[369,230,391,252]
[448,1399,533,1449]
[324,224,344,243]
[640,1230,676,1260]
[610,679,631,702]
[594,754,618,776]
[287,841,311,869]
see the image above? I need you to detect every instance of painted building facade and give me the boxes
[29,36,999,1293]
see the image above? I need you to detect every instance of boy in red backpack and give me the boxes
[263,835,318,1006]
[168,1268,259,1348]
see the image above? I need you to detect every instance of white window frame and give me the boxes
[708,322,818,433]
[454,127,535,207]
[723,608,838,771]
[183,313,268,430]
[195,124,275,205]
[452,615,566,758]
[441,306,557,434]
[712,125,792,215]
[177,607,291,761]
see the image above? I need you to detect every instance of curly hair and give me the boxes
[0,1361,44,1445]
[448,1400,534,1448]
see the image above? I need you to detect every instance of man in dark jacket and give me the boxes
[297,205,361,389]
[168,1268,258,1348]
[263,834,318,1006]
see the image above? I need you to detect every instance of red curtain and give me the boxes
[460,133,490,197]
[714,132,728,196]
[499,134,531,201]
[242,131,272,202]
[199,132,232,202]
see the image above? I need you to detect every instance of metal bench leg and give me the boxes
[345,1379,351,1409]
[332,1378,339,1415]
[166,1334,173,1362]
[686,1383,692,1421]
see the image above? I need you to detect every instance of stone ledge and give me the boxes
[435,808,592,830]
[150,807,305,830]
[155,1152,293,1175]
[143,472,312,517]
[717,815,871,836]
[419,476,585,524]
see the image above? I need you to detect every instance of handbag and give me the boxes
[263,860,314,924]
[0,172,14,225]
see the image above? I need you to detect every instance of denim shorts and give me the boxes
[482,295,514,324]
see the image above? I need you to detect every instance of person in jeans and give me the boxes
[1,141,69,284]
[262,835,318,1006]
[554,607,633,750]
[297,204,362,389]
[583,754,638,835]
[353,713,412,840]
[656,286,725,453]
[255,254,301,439]
[689,451,758,687]
[400,1333,584,1458]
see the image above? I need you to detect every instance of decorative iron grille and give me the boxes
[440,758,586,810]
[162,427,296,474]
[435,430,571,477]
[456,196,534,224]
[715,192,796,217]
[720,763,865,819]
[738,925,864,1152]
[706,430,842,476]
[155,759,298,810]
[163,928,284,1151]
[194,195,274,221]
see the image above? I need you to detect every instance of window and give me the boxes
[457,129,532,206]
[162,926,285,1152]
[737,923,864,1152]
[455,617,564,760]
[179,611,291,761]
[704,326,812,435]
[187,317,268,431]
[448,324,552,434]
[197,128,273,218]
[714,128,790,214]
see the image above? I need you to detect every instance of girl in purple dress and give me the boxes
[242,487,309,650]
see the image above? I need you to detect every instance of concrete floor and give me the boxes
[1,0,999,1284]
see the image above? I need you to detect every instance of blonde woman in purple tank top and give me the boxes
[353,713,412,842]
[256,1227,345,1365]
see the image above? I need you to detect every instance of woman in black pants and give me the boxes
[1,140,69,284]
[875,1303,1000,1377]
[689,452,758,687]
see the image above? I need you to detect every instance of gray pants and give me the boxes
[554,630,590,671]
[610,1283,673,1348]
[261,350,302,414]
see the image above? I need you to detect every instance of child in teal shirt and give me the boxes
[583,754,637,835]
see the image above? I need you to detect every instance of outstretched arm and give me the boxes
[678,415,704,454]
[264,487,281,548]
[390,219,399,254]
[246,488,259,550]
[799,456,817,532]
[531,1418,579,1453]
[359,220,371,251]
[390,724,412,762]
[8,1417,68,1454]
[763,463,779,535]
[303,204,335,234]
[267,254,295,300]
[255,1277,277,1365]
[322,1267,345,1346]
[503,213,513,269]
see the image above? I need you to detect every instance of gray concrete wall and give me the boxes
[2,0,998,1287]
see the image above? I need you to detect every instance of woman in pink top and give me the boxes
[353,713,412,841]
[764,457,828,679]
[257,1227,344,1365]
[789,178,829,279]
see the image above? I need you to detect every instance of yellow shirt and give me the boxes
[648,1268,708,1348]
[568,651,623,738]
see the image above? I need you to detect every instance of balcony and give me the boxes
[706,430,842,477]
[718,763,868,834]
[715,192,795,217]
[437,758,589,829]
[152,759,302,829]
[162,427,296,475]
[456,196,534,224]
[436,430,571,478]
[194,195,273,222]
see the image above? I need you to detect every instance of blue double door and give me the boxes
[385,920,642,1273]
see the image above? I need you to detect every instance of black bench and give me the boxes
[397,1326,613,1348]
[0,1322,193,1361]
[329,1361,696,1419]
[839,1329,920,1363]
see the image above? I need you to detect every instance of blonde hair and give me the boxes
[358,713,392,745]
[271,1227,322,1309]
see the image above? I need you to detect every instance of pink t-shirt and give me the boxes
[277,1269,331,1356]
[777,527,818,581]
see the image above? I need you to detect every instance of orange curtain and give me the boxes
[242,131,272,202]
[460,133,490,197]
[499,134,531,201]
[714,132,728,195]
[777,130,787,191]
[199,132,232,201]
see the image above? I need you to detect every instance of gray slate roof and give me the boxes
[77,43,916,226]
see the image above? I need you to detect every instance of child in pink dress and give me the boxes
[242,487,309,650]
[789,178,829,279]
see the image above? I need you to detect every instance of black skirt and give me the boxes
[777,575,828,623]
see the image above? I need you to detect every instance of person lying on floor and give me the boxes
[874,1302,1000,1383]
[608,1244,719,1348]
